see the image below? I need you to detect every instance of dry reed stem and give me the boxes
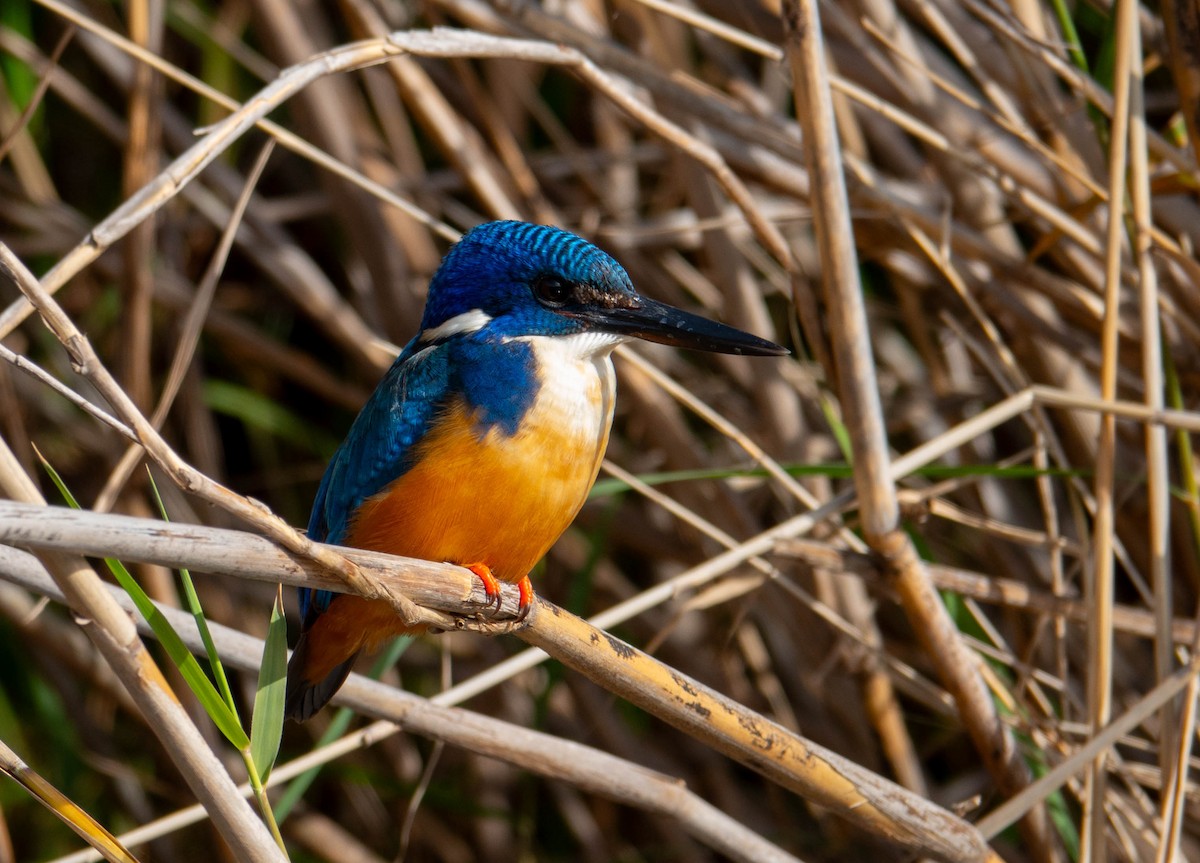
[0,736,139,863]
[94,140,277,513]
[977,661,1200,839]
[0,442,283,860]
[0,550,801,863]
[0,241,423,624]
[521,602,998,862]
[119,0,161,414]
[1157,640,1200,862]
[0,525,999,863]
[1085,3,1138,858]
[0,496,935,717]
[783,0,1051,856]
[0,500,517,620]
[0,501,995,860]
[1127,0,1175,803]
[340,0,523,222]
[5,1,1200,858]
[777,539,1200,647]
[0,12,789,343]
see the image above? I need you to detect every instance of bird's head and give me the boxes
[417,221,786,356]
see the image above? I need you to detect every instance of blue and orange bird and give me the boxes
[284,221,786,721]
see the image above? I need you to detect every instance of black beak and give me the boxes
[578,296,787,356]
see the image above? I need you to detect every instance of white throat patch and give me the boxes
[543,331,627,360]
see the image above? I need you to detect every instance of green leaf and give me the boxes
[38,454,250,750]
[250,589,288,784]
[205,379,339,453]
[0,2,38,119]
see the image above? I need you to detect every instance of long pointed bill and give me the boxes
[579,296,787,356]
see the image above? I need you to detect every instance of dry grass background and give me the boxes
[1,0,1199,861]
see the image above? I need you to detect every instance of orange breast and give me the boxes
[344,349,615,592]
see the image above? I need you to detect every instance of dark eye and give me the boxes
[533,275,572,308]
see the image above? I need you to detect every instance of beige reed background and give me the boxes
[1,1,1199,862]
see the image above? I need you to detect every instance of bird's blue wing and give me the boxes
[299,342,451,623]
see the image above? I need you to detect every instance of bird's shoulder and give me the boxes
[308,339,451,544]
[306,334,541,543]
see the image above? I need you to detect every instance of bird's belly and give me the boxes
[343,353,615,585]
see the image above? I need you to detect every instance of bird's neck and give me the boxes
[447,337,539,438]
[446,331,622,441]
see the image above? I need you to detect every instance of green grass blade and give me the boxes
[107,555,251,748]
[820,394,854,466]
[146,471,241,721]
[589,461,1083,498]
[274,636,412,822]
[38,455,250,750]
[1047,0,1090,74]
[251,589,288,784]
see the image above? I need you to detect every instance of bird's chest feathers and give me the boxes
[451,334,616,481]
[506,337,616,463]
[344,336,617,580]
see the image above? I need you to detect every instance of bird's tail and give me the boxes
[285,631,360,722]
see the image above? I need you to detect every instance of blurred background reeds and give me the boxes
[2,0,1200,861]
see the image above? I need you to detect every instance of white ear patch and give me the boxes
[418,309,493,344]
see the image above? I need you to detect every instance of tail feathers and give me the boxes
[285,634,360,722]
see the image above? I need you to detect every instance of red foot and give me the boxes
[465,563,503,614]
[463,564,534,620]
[516,575,534,621]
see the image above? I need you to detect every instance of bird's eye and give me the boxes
[533,275,572,308]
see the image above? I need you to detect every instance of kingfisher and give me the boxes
[285,221,785,721]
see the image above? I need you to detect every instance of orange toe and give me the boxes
[516,575,534,620]
[465,562,502,612]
